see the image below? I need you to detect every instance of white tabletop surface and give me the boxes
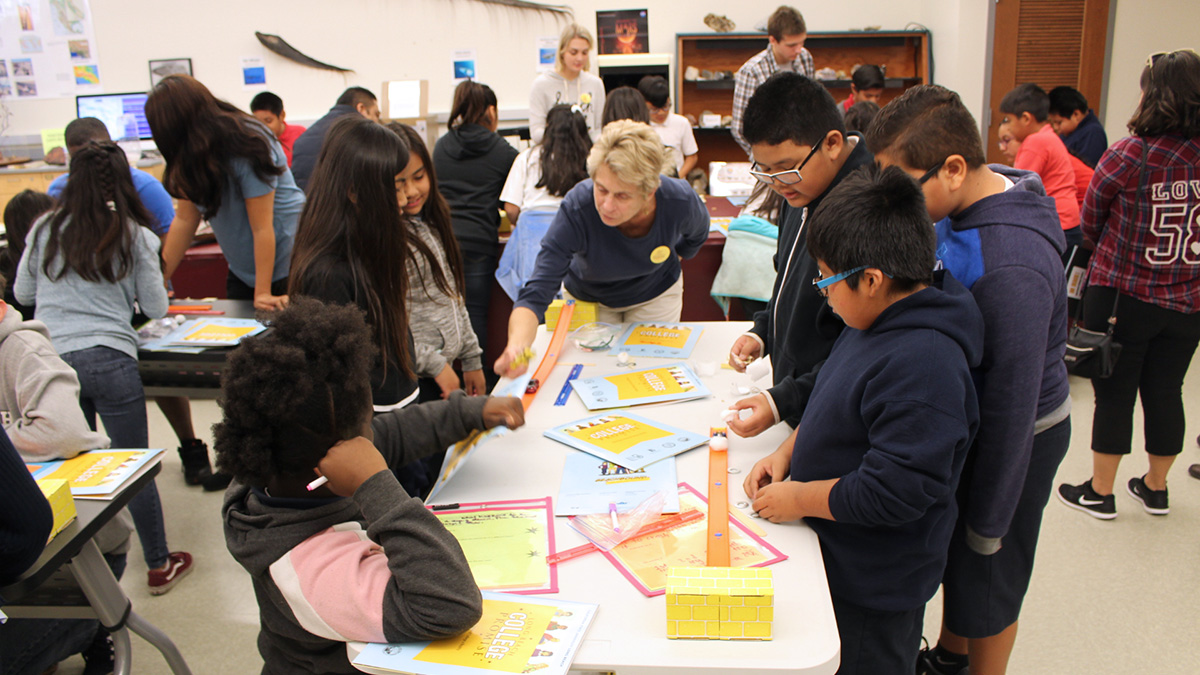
[410,321,841,675]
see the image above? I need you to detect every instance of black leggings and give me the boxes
[225,271,288,300]
[1085,286,1200,456]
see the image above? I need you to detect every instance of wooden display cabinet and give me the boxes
[675,30,932,165]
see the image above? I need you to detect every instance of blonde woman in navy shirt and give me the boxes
[495,120,708,376]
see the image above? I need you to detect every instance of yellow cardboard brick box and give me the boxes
[545,299,598,332]
[665,566,773,640]
[37,479,77,542]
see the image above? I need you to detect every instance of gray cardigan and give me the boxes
[14,214,168,360]
[406,216,484,376]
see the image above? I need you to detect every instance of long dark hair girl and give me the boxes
[42,142,155,282]
[385,122,465,299]
[539,104,592,197]
[288,116,412,377]
[449,81,498,129]
[144,74,282,216]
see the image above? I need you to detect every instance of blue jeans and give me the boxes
[62,346,170,569]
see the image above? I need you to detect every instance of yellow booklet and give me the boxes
[353,592,597,675]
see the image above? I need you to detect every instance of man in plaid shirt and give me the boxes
[732,6,815,156]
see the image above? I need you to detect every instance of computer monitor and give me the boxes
[75,92,153,142]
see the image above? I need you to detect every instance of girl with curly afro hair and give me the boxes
[216,296,524,674]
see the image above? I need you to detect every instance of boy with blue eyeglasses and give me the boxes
[745,164,983,674]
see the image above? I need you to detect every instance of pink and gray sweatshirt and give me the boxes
[222,393,488,674]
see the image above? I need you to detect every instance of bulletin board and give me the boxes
[0,0,102,101]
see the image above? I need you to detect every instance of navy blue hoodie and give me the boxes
[935,165,1070,554]
[1062,110,1108,168]
[792,271,983,612]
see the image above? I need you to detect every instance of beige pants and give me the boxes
[565,274,685,324]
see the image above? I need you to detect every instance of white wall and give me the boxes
[1102,0,1200,145]
[919,0,991,129]
[2,0,1000,139]
[4,0,1190,148]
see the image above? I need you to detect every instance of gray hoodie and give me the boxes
[528,70,606,144]
[223,393,488,674]
[0,304,110,460]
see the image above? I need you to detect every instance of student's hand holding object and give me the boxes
[482,396,526,430]
[744,445,793,500]
[751,482,806,523]
[494,344,535,378]
[726,394,775,437]
[435,363,462,398]
[728,335,762,372]
[316,437,388,497]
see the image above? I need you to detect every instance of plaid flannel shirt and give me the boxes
[1082,134,1200,313]
[731,46,815,156]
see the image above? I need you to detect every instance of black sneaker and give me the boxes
[916,640,969,675]
[202,471,233,492]
[81,631,114,675]
[1057,479,1116,520]
[1189,464,1200,480]
[1127,475,1169,515]
[178,439,213,486]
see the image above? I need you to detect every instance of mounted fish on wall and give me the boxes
[254,1,571,72]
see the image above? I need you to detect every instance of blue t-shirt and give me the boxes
[200,134,305,286]
[48,167,174,237]
[514,176,709,319]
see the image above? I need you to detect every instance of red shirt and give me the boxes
[279,123,306,167]
[1069,153,1094,208]
[1082,134,1200,313]
[1015,124,1080,231]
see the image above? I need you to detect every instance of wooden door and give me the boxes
[987,0,1112,164]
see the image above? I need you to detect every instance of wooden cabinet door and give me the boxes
[987,0,1112,163]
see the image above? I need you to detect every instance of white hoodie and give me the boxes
[0,303,110,460]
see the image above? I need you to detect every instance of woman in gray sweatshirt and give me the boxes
[529,23,606,143]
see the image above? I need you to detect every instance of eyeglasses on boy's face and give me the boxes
[918,159,946,184]
[749,136,826,186]
[812,265,893,297]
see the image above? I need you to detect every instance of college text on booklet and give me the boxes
[430,498,558,594]
[614,322,704,359]
[352,592,597,675]
[570,362,711,410]
[555,450,681,516]
[26,449,165,499]
[544,412,708,471]
[600,483,788,597]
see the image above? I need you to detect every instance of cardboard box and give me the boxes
[544,299,598,332]
[665,566,774,640]
[36,479,77,543]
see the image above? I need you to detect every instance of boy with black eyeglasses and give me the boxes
[744,164,983,675]
[725,72,874,449]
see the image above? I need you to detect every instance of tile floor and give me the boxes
[51,370,1200,674]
